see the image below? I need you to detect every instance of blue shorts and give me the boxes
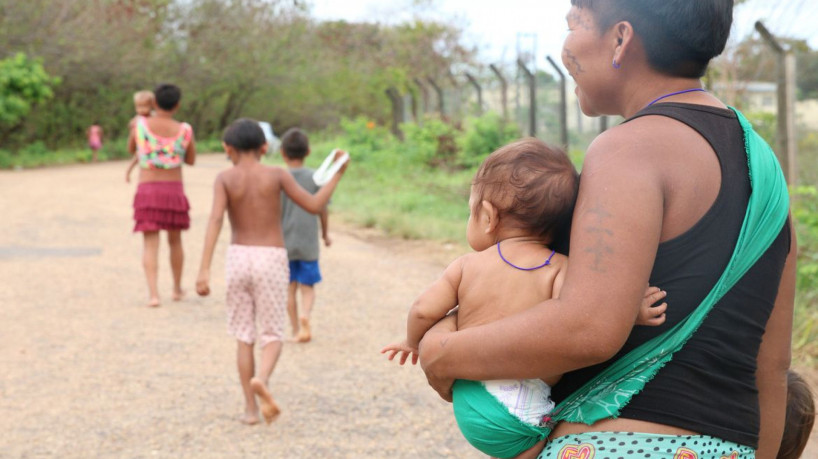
[288,260,322,286]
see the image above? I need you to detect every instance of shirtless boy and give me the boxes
[196,118,348,425]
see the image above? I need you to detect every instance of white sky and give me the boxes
[311,0,818,75]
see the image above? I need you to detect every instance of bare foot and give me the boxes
[250,378,280,424]
[239,413,259,425]
[296,317,311,343]
[147,297,160,308]
[172,289,185,302]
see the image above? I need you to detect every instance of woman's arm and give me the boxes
[755,217,797,458]
[184,128,196,165]
[420,131,665,400]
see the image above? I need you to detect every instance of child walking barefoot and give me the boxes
[382,138,667,458]
[196,119,348,425]
[126,90,155,183]
[279,128,332,343]
[128,83,196,307]
[87,123,103,162]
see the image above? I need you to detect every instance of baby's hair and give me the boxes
[778,370,815,459]
[133,90,155,116]
[472,138,579,242]
[281,128,309,159]
[153,83,181,111]
[223,118,266,152]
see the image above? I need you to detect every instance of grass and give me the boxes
[5,133,818,367]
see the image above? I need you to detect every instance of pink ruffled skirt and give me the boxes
[133,181,190,232]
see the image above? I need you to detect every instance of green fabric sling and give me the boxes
[548,107,790,427]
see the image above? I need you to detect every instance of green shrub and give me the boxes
[457,112,520,168]
[792,185,818,364]
[401,115,459,167]
[338,116,394,161]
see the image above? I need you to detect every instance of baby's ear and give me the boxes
[481,200,500,234]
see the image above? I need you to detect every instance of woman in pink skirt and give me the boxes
[127,83,196,307]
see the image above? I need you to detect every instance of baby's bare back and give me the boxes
[456,246,566,331]
[221,163,286,247]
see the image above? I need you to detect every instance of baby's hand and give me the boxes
[380,340,418,366]
[637,286,667,326]
[196,271,210,297]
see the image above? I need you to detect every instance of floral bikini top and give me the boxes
[135,116,193,170]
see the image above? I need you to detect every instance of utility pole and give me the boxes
[755,21,798,185]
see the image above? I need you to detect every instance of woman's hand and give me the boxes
[419,314,458,402]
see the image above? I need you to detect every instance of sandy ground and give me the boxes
[0,155,816,458]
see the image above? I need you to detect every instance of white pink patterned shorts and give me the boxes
[225,245,289,347]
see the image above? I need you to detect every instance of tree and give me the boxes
[0,53,59,146]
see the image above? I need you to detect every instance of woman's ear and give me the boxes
[481,200,500,234]
[613,21,635,65]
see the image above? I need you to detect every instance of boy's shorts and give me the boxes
[288,260,322,286]
[225,245,289,347]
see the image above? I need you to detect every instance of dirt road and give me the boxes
[1,156,815,458]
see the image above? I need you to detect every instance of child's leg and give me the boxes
[142,231,160,307]
[236,340,260,425]
[286,281,299,338]
[250,247,288,424]
[296,284,315,342]
[167,230,184,300]
[257,340,283,384]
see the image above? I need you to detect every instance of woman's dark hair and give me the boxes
[571,0,733,78]
[153,83,182,110]
[223,118,266,152]
[280,128,310,159]
[778,370,815,459]
[472,138,578,242]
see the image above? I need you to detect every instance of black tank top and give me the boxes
[551,103,791,448]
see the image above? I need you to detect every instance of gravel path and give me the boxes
[1,155,816,458]
[0,156,477,458]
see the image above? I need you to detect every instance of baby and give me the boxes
[125,90,155,183]
[382,138,667,458]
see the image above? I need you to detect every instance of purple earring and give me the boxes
[612,58,621,69]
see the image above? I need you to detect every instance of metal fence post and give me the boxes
[517,58,536,137]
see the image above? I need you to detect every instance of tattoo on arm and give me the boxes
[583,204,613,273]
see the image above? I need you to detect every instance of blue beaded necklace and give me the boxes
[646,88,706,108]
[496,242,556,271]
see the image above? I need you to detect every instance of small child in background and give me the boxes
[381,138,668,459]
[778,369,816,459]
[126,90,155,183]
[87,123,103,162]
[279,128,331,343]
[196,119,348,425]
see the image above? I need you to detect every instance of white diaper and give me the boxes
[482,378,555,425]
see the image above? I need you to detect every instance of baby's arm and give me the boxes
[636,286,668,326]
[279,151,348,214]
[196,175,228,296]
[381,256,464,365]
